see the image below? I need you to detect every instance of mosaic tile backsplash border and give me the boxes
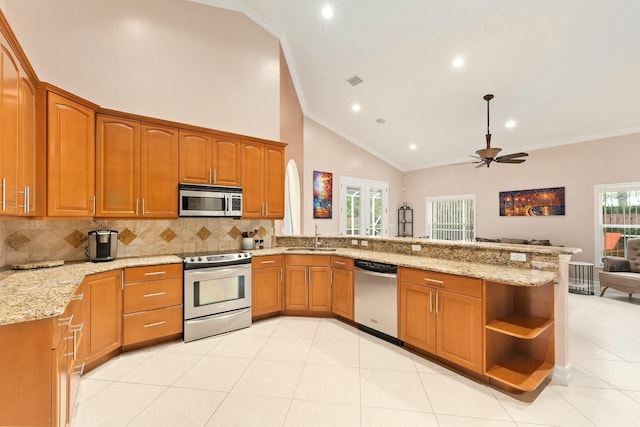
[1,218,274,267]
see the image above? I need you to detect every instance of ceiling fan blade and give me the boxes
[495,152,529,161]
[495,158,526,164]
[475,159,490,168]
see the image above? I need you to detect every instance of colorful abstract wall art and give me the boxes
[499,187,565,216]
[313,171,333,218]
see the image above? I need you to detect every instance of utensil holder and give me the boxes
[241,237,253,250]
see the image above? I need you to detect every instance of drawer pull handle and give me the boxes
[58,315,73,326]
[143,292,166,298]
[261,260,275,264]
[144,321,166,328]
[144,271,166,276]
[334,261,346,265]
[71,293,84,301]
[70,322,84,333]
[424,278,444,284]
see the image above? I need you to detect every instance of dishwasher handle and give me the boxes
[355,267,398,279]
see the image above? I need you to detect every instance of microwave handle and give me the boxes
[225,196,231,213]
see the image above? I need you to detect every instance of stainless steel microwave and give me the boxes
[179,183,242,218]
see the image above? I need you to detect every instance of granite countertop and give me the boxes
[0,255,182,326]
[252,247,558,287]
[1,243,562,327]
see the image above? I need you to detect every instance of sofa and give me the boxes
[475,237,553,246]
[599,238,640,297]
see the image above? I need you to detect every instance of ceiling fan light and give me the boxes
[475,147,502,159]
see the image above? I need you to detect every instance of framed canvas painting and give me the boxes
[499,187,565,216]
[313,171,332,218]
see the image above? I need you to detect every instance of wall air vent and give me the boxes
[347,75,363,86]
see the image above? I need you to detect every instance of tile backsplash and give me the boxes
[1,218,274,267]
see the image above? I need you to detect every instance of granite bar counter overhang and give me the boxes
[255,235,581,287]
[0,255,182,326]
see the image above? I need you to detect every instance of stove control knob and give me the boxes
[197,257,203,262]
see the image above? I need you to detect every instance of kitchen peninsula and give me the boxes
[254,235,580,392]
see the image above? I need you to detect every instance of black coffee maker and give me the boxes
[87,230,118,262]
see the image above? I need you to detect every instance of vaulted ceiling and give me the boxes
[195,0,640,171]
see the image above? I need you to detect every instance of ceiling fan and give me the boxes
[472,94,528,168]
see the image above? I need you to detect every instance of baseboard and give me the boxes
[551,362,573,386]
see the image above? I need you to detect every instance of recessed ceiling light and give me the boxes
[505,120,516,128]
[452,56,464,68]
[409,144,417,150]
[321,5,334,20]
[351,103,361,112]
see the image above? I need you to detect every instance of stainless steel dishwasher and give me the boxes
[354,259,399,340]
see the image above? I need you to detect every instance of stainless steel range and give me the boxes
[183,251,252,342]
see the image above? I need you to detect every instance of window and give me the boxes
[594,182,640,266]
[426,194,476,241]
[340,177,388,237]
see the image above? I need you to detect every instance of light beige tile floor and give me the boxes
[72,289,640,427]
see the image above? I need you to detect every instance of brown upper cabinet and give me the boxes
[47,91,96,217]
[241,141,285,219]
[178,129,241,186]
[96,114,179,218]
[0,31,36,217]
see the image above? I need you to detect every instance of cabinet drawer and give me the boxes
[285,254,331,266]
[122,305,183,346]
[123,277,183,314]
[331,256,354,269]
[399,267,482,297]
[124,263,182,283]
[253,255,283,269]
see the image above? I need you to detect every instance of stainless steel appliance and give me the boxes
[87,230,118,262]
[179,183,242,218]
[183,251,252,342]
[354,259,399,340]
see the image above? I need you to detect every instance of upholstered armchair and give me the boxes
[599,238,640,297]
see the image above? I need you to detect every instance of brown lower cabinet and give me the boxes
[122,264,183,347]
[0,264,184,427]
[0,282,85,427]
[84,270,123,369]
[399,267,484,374]
[284,255,332,312]
[252,255,284,318]
[331,256,354,320]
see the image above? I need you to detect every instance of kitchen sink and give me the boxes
[285,247,336,252]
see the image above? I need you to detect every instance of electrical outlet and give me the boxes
[411,244,421,251]
[351,240,359,245]
[510,252,527,262]
[360,240,369,247]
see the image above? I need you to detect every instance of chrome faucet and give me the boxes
[314,224,320,248]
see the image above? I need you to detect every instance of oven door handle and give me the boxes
[185,267,249,277]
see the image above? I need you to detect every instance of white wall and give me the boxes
[3,0,280,141]
[303,117,404,237]
[403,133,640,264]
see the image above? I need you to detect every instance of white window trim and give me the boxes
[425,194,476,241]
[593,181,640,267]
[339,176,389,237]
